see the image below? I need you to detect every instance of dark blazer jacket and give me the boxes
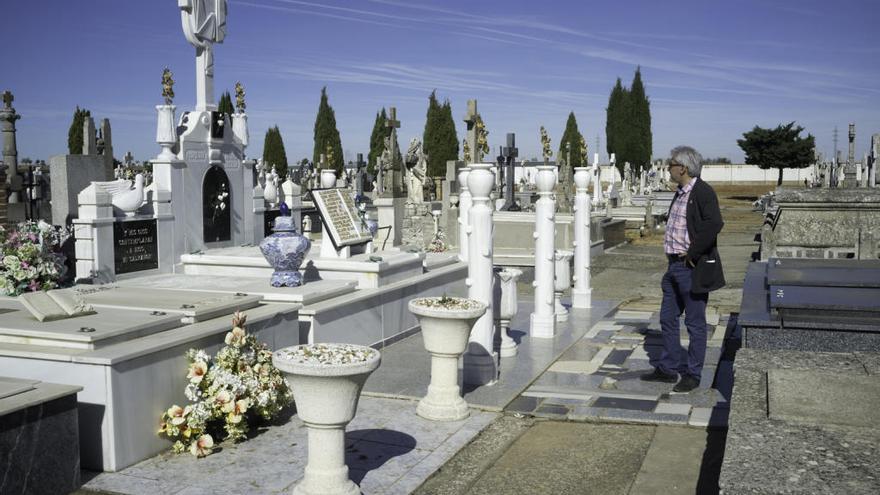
[669,178,726,293]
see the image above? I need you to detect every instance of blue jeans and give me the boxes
[657,259,709,380]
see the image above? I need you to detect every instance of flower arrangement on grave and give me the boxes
[428,227,447,253]
[158,311,292,457]
[161,67,175,105]
[540,126,553,163]
[234,81,246,113]
[0,220,69,296]
[475,115,489,158]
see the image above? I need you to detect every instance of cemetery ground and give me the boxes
[78,185,769,495]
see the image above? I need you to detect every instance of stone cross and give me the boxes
[384,106,404,197]
[463,100,480,163]
[501,133,518,211]
[1,89,20,181]
[355,152,366,198]
[180,0,227,112]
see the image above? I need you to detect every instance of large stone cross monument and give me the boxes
[463,100,481,163]
[380,107,405,198]
[179,0,227,112]
[375,106,407,245]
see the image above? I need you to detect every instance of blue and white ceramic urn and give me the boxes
[259,204,311,287]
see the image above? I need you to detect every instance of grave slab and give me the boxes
[116,274,357,304]
[0,378,82,495]
[767,368,880,427]
[66,285,262,323]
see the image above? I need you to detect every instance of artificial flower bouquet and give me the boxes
[0,220,68,296]
[158,311,292,457]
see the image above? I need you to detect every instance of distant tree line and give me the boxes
[701,157,731,164]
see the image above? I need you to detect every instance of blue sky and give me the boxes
[4,0,879,165]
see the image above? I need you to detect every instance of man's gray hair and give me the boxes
[670,146,703,177]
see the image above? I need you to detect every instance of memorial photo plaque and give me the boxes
[311,188,372,248]
[113,219,159,274]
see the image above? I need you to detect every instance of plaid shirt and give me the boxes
[664,178,697,255]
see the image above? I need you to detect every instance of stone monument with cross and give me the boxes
[1,90,23,225]
[558,142,573,213]
[500,133,519,211]
[374,106,407,246]
[73,0,258,282]
[379,107,405,199]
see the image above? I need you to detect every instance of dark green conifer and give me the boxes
[262,125,288,177]
[68,106,91,155]
[312,87,344,175]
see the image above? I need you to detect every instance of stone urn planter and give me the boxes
[554,250,573,321]
[408,296,487,421]
[495,268,523,358]
[155,104,177,161]
[260,205,311,287]
[273,343,381,495]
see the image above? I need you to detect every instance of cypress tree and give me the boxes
[68,106,91,154]
[312,87,344,176]
[629,67,652,170]
[423,91,458,177]
[262,125,288,177]
[558,112,584,167]
[217,91,234,114]
[438,100,459,173]
[367,108,387,176]
[605,79,624,162]
[422,91,442,176]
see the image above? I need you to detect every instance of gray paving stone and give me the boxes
[505,395,541,413]
[654,402,691,416]
[592,396,657,411]
[534,404,570,418]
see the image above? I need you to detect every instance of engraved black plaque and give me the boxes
[113,219,158,274]
[203,165,232,243]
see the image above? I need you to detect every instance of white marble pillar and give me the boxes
[463,163,498,385]
[457,167,472,262]
[495,268,522,358]
[554,250,573,321]
[572,166,592,308]
[530,165,557,339]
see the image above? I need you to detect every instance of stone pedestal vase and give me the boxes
[155,104,177,161]
[408,297,487,421]
[554,250,573,321]
[260,213,311,287]
[495,268,522,358]
[321,169,337,189]
[232,113,249,149]
[273,344,381,495]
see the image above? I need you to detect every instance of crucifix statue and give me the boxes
[179,0,227,112]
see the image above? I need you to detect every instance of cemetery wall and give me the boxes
[700,164,813,184]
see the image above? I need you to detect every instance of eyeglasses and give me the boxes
[667,162,684,170]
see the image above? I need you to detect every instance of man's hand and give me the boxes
[685,255,696,268]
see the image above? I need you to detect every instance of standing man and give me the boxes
[641,146,725,393]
